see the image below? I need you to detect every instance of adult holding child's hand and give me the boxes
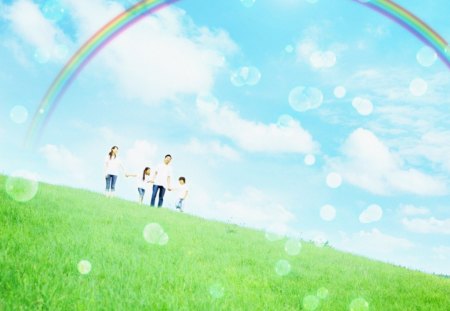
[150,154,173,207]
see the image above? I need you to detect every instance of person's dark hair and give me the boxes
[109,146,118,159]
[179,177,186,183]
[142,167,150,181]
[165,154,172,159]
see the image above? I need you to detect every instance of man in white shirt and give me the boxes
[150,154,173,207]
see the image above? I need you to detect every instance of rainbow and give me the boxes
[25,0,179,146]
[351,0,450,67]
[26,0,450,145]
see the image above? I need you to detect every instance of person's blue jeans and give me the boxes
[105,174,118,191]
[138,188,145,200]
[151,185,166,207]
[176,198,184,210]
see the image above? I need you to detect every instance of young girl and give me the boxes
[127,167,152,204]
[104,146,125,198]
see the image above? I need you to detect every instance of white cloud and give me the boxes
[399,204,430,216]
[65,0,237,103]
[194,186,296,231]
[432,246,450,260]
[2,40,31,67]
[197,99,318,154]
[402,217,450,235]
[5,0,70,62]
[359,204,383,223]
[348,68,450,105]
[400,130,450,174]
[124,140,159,173]
[39,144,87,182]
[337,229,414,258]
[328,128,447,195]
[184,138,241,161]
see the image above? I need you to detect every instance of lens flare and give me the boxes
[349,297,369,311]
[289,86,323,112]
[143,223,168,245]
[416,46,437,67]
[326,172,342,188]
[5,171,39,202]
[275,259,291,276]
[304,154,316,166]
[303,295,320,310]
[77,260,92,275]
[285,239,302,256]
[10,105,29,124]
[320,204,336,221]
[209,283,225,298]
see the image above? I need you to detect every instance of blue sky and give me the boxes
[1,0,450,275]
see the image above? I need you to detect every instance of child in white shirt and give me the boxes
[175,177,189,212]
[127,167,152,204]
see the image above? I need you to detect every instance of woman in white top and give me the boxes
[104,146,125,197]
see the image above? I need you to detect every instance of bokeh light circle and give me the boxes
[409,78,428,96]
[285,44,294,53]
[326,172,342,188]
[277,114,296,127]
[240,0,256,8]
[320,204,336,221]
[289,86,323,112]
[352,97,373,116]
[349,297,369,311]
[77,260,92,275]
[143,223,168,245]
[5,170,39,202]
[10,105,29,124]
[304,154,316,166]
[275,259,291,276]
[303,295,320,310]
[158,232,169,245]
[230,66,261,86]
[285,239,302,256]
[317,287,329,299]
[209,283,225,298]
[416,46,437,67]
[334,86,347,98]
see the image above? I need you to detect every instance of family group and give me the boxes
[103,146,188,211]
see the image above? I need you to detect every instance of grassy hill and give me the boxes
[1,175,449,310]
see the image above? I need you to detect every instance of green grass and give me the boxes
[1,175,449,310]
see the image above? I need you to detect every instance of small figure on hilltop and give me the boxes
[126,167,153,204]
[175,176,189,212]
[150,154,173,208]
[104,146,126,198]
